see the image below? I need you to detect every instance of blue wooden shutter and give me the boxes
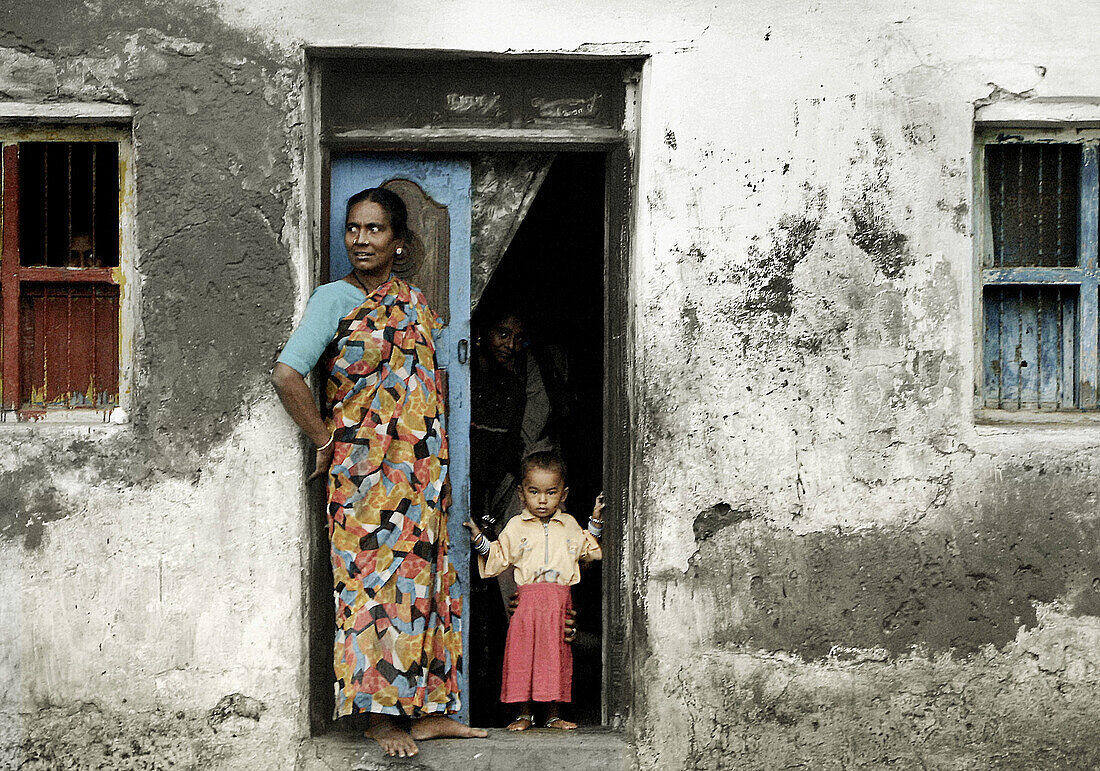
[983,285,1077,409]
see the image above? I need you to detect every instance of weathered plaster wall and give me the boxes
[4,0,1100,769]
[0,0,307,767]
[629,3,1100,768]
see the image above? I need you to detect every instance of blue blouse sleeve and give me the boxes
[276,283,362,375]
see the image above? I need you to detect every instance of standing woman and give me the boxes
[272,188,486,757]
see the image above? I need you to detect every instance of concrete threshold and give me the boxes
[298,727,628,771]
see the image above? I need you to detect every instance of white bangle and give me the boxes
[316,432,335,451]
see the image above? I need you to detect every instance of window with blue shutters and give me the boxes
[979,132,1100,410]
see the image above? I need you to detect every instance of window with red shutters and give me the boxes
[1,139,124,417]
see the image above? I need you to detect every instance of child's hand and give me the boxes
[591,492,606,522]
[463,518,483,539]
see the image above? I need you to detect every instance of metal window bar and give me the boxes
[998,147,1005,268]
[997,287,1004,406]
[1038,148,1044,264]
[1017,146,1024,268]
[42,148,48,263]
[66,144,72,268]
[1057,146,1064,266]
[91,144,96,267]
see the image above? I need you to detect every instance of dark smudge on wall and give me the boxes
[687,501,1100,658]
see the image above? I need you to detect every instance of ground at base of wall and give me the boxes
[298,727,628,771]
[0,699,297,771]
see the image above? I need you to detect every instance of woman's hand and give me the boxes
[271,362,335,482]
[507,592,577,643]
[308,441,335,482]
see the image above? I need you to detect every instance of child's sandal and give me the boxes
[507,714,534,731]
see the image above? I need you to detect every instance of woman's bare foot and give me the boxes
[545,716,577,730]
[507,715,534,731]
[409,715,488,741]
[365,715,418,757]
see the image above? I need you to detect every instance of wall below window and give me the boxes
[2,0,1100,769]
[0,0,306,767]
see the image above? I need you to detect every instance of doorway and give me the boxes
[306,50,640,734]
[469,152,606,726]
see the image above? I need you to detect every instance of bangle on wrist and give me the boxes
[316,432,335,451]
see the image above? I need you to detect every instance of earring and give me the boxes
[396,247,404,255]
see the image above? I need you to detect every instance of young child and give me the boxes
[464,451,605,731]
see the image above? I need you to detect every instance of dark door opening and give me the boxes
[469,152,606,727]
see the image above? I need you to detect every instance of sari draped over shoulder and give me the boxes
[323,276,462,718]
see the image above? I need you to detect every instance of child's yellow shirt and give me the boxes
[478,509,602,586]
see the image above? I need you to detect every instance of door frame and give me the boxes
[303,49,644,732]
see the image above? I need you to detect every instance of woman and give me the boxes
[471,309,550,529]
[272,187,486,757]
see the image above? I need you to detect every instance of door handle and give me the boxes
[458,338,469,364]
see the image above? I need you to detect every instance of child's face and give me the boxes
[519,467,568,519]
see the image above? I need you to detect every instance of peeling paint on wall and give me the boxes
[0,471,66,549]
[741,188,827,319]
[846,133,913,280]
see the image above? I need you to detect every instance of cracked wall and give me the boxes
[632,5,1100,769]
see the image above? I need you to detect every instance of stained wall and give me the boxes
[2,0,1099,768]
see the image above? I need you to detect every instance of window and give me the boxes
[0,125,132,420]
[978,130,1099,411]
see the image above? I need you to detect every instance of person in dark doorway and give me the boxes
[469,307,582,723]
[471,308,555,538]
[271,187,486,758]
[465,452,604,730]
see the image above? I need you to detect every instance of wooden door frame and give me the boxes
[303,49,643,732]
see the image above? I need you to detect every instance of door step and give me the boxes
[298,727,628,771]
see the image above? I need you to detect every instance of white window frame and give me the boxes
[974,101,1100,422]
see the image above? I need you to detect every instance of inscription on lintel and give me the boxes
[445,93,505,118]
[531,94,601,119]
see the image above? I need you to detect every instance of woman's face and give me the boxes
[488,315,525,366]
[345,199,403,276]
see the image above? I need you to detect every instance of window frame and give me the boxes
[974,123,1100,416]
[0,120,136,423]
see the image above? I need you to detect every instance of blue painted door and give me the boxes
[330,153,472,721]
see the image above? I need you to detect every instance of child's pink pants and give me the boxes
[500,583,573,704]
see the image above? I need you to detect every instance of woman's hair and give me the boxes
[345,187,411,241]
[475,304,526,339]
[520,451,567,484]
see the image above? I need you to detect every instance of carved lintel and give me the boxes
[445,93,505,119]
[531,94,601,120]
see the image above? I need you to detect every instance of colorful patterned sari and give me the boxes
[324,276,462,718]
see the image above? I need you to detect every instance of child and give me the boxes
[464,451,605,731]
